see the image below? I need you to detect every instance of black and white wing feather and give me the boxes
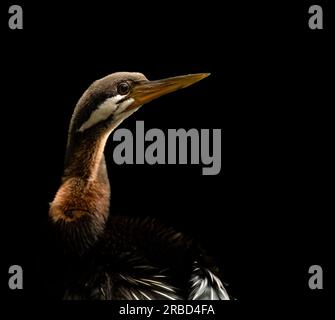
[188,262,229,300]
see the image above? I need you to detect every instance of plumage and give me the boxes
[49,72,230,300]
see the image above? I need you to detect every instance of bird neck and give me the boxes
[59,130,112,215]
[49,130,111,254]
[63,132,109,182]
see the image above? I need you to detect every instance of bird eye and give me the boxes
[117,82,130,95]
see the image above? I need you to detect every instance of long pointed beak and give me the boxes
[126,73,210,112]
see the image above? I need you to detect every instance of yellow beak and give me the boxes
[126,73,210,111]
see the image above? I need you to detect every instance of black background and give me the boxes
[1,0,332,313]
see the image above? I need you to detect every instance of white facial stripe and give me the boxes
[78,95,134,132]
[79,95,122,132]
[116,97,135,114]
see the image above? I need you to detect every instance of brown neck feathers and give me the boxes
[49,131,111,255]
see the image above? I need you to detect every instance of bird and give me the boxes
[48,72,230,300]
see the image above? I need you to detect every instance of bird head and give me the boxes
[51,72,210,255]
[70,72,210,135]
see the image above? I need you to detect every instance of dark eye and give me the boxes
[117,82,130,95]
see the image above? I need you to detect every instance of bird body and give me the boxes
[62,215,229,300]
[49,72,229,300]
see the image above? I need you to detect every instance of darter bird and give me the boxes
[49,72,230,300]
